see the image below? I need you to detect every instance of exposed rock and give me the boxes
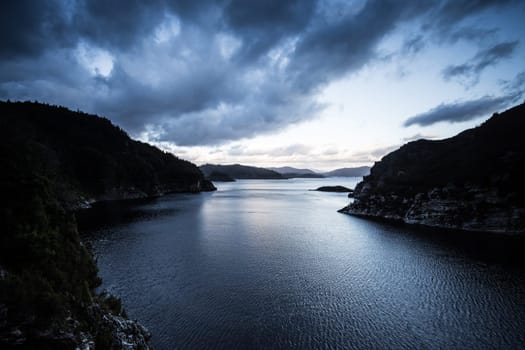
[1,301,153,350]
[339,103,525,234]
[1,102,164,349]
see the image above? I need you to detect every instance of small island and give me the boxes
[314,186,353,193]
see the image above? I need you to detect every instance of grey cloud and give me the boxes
[269,144,313,157]
[446,27,499,44]
[403,95,513,127]
[0,0,523,147]
[420,0,521,50]
[226,143,314,158]
[288,0,433,92]
[436,0,519,25]
[404,71,525,127]
[502,71,525,95]
[402,35,426,55]
[222,0,317,61]
[442,41,519,85]
[0,1,74,58]
[156,89,323,146]
[73,0,166,50]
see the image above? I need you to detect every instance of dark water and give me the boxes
[79,178,525,349]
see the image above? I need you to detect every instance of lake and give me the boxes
[79,178,525,349]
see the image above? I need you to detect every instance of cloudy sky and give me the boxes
[1,0,524,170]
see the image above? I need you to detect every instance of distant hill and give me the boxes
[323,166,370,177]
[200,164,284,179]
[340,102,525,233]
[268,166,317,174]
[268,166,325,179]
[207,171,236,182]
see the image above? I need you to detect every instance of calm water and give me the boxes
[79,178,525,349]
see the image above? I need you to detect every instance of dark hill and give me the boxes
[1,101,215,208]
[207,171,236,182]
[0,100,215,348]
[268,166,325,178]
[340,102,525,233]
[200,164,284,180]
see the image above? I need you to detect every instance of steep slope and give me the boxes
[200,164,284,179]
[340,103,525,233]
[0,101,215,208]
[0,101,216,348]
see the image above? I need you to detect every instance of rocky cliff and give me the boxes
[339,102,525,234]
[0,101,217,349]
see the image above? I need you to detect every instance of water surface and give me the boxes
[79,178,525,349]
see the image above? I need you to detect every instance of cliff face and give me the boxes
[340,103,525,234]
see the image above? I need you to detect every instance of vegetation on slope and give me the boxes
[200,164,284,180]
[0,101,214,207]
[343,102,525,232]
[0,100,216,348]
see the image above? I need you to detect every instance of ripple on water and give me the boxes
[80,179,525,349]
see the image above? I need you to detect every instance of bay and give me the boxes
[79,178,525,349]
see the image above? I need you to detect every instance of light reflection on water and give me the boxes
[79,178,525,349]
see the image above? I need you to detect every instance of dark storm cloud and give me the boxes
[435,0,519,25]
[0,0,73,58]
[422,0,521,47]
[73,0,166,49]
[442,41,519,85]
[222,0,317,61]
[288,0,434,92]
[0,0,523,146]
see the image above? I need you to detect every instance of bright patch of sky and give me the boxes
[164,13,524,170]
[75,43,114,77]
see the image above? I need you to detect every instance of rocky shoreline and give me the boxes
[339,103,525,234]
[339,183,525,234]
[1,102,218,349]
[0,291,153,350]
[67,180,216,210]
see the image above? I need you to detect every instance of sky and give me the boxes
[1,0,524,171]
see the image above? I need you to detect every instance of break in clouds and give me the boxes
[1,0,524,146]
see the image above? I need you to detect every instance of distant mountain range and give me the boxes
[200,164,371,180]
[268,166,317,174]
